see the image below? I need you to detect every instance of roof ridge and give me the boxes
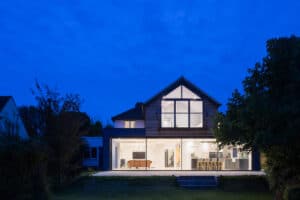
[144,77,221,106]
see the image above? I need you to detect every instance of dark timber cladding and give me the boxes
[144,77,220,137]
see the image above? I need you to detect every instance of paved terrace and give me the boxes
[93,171,266,177]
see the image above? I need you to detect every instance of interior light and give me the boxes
[202,143,209,151]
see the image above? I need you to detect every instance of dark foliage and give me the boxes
[87,120,103,136]
[213,36,300,199]
[19,106,43,137]
[284,185,300,200]
[219,176,269,192]
[31,81,89,187]
[0,134,48,200]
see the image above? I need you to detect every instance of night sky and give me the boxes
[1,0,300,124]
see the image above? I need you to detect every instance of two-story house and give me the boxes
[103,77,260,171]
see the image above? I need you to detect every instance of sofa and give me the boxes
[127,160,152,168]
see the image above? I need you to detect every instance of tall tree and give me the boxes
[213,36,300,199]
[19,106,43,137]
[31,81,89,186]
[87,120,103,136]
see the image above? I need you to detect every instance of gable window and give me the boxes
[124,121,136,128]
[161,85,203,128]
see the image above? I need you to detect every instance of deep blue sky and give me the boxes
[1,0,300,124]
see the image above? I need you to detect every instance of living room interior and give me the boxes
[111,138,252,170]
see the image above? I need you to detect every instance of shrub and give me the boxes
[284,185,300,200]
[0,135,49,200]
[219,175,269,192]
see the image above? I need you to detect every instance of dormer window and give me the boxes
[124,120,136,128]
[161,85,203,128]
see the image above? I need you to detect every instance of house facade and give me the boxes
[0,96,28,139]
[103,77,260,171]
[82,136,103,168]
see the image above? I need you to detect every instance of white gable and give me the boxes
[163,85,200,99]
[163,86,181,99]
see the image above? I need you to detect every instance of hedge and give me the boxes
[218,175,269,192]
[284,185,300,200]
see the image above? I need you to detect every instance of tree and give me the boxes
[31,81,89,186]
[87,120,103,136]
[213,36,300,200]
[45,112,89,186]
[19,106,43,137]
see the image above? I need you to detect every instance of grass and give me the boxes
[52,176,273,200]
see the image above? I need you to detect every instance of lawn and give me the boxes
[52,176,273,200]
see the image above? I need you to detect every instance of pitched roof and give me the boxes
[112,102,144,121]
[144,76,221,106]
[112,76,221,121]
[0,96,12,111]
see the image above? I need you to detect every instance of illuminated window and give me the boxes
[161,85,203,128]
[175,101,188,127]
[124,121,136,128]
[163,85,200,99]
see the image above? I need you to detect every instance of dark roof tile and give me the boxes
[112,102,144,121]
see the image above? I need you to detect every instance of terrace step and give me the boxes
[176,176,218,189]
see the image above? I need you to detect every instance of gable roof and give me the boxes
[144,76,221,106]
[112,102,144,121]
[0,96,12,111]
[112,77,221,121]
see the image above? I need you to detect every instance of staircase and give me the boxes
[176,176,218,189]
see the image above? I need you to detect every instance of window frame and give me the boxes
[84,147,98,159]
[161,99,203,128]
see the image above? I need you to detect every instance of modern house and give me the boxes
[0,96,28,139]
[103,77,260,171]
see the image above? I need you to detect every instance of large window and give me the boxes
[161,85,203,128]
[111,138,252,171]
[190,101,203,127]
[147,139,181,170]
[161,100,203,128]
[111,138,146,170]
[182,139,219,170]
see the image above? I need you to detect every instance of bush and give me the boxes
[284,185,300,200]
[0,135,49,200]
[219,175,269,192]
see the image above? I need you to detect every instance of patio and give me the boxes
[93,170,266,177]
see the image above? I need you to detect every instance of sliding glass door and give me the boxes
[182,139,219,170]
[111,138,252,170]
[111,138,146,170]
[147,139,181,170]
